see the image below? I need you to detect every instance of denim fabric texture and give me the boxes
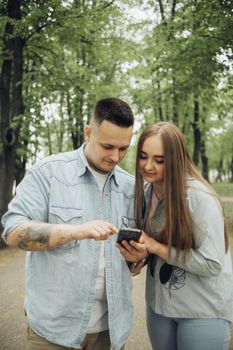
[2,145,135,350]
[144,178,233,323]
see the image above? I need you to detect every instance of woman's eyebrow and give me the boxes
[141,150,164,158]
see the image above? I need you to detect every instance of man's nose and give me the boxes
[109,149,120,162]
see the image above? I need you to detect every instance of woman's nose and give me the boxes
[144,159,153,171]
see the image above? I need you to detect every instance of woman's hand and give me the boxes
[142,231,167,260]
[130,259,147,276]
[116,235,149,263]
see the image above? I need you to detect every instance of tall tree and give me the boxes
[0,0,25,247]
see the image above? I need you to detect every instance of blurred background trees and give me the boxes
[1,0,233,246]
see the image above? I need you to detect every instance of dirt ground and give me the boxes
[0,247,233,350]
[0,247,151,350]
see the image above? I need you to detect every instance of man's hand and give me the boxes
[74,220,118,241]
[7,220,118,251]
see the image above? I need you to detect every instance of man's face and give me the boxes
[84,120,133,174]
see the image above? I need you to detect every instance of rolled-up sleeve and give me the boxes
[1,163,49,242]
[166,188,225,277]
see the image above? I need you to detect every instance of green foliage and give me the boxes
[127,0,233,179]
[212,182,233,197]
[224,202,233,237]
[1,0,233,180]
[7,0,135,160]
[211,183,233,235]
[120,140,138,175]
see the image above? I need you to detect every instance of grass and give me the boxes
[211,182,233,238]
[211,182,233,197]
[224,202,233,238]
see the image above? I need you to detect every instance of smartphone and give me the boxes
[117,228,142,245]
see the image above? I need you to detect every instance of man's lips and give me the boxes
[105,161,117,166]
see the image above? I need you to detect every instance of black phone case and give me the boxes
[117,228,142,244]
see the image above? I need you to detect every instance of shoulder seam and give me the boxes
[115,166,134,179]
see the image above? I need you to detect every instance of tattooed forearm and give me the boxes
[7,222,75,251]
[18,225,51,251]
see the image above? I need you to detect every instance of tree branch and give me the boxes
[157,0,165,22]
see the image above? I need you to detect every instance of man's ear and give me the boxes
[84,125,92,142]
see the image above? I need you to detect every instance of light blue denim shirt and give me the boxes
[2,145,135,349]
[144,178,233,323]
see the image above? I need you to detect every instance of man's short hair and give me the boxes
[92,97,134,127]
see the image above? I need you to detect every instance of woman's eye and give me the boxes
[156,159,164,164]
[139,154,147,159]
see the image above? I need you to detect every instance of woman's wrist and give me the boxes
[150,240,167,260]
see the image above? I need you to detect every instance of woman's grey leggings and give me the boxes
[146,306,231,350]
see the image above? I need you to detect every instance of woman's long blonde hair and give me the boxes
[135,122,228,259]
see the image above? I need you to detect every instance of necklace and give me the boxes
[153,186,164,201]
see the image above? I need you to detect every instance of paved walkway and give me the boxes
[0,246,233,350]
[0,248,151,350]
[221,197,233,203]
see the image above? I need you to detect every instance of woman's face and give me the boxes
[139,134,165,185]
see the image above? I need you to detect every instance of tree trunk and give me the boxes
[72,97,84,149]
[15,116,30,187]
[172,77,178,125]
[192,96,201,165]
[156,80,163,121]
[12,25,25,183]
[157,0,165,22]
[15,153,27,187]
[230,153,233,183]
[200,108,209,181]
[200,139,209,182]
[215,158,223,182]
[0,0,24,247]
[0,143,18,248]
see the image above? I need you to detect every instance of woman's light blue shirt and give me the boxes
[145,178,233,323]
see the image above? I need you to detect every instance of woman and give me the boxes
[118,122,233,350]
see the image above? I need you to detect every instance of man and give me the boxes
[1,97,135,350]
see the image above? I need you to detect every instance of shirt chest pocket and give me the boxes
[50,207,84,223]
[121,216,136,228]
[49,207,85,250]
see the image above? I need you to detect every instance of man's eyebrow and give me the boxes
[100,142,115,147]
[101,143,130,148]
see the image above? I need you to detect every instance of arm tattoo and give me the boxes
[18,225,51,251]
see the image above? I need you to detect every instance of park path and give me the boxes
[0,247,150,350]
[1,231,233,350]
[222,196,233,203]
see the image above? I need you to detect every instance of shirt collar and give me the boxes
[77,143,119,186]
[76,144,89,176]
